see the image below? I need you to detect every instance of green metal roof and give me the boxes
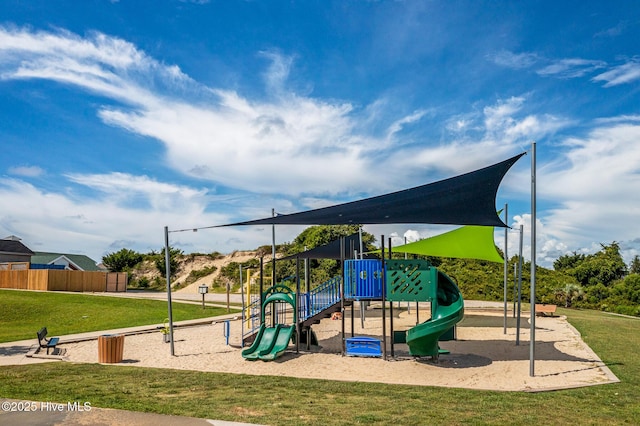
[31,252,101,271]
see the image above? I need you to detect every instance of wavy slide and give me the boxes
[406,271,464,359]
[241,324,295,361]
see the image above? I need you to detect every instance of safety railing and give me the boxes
[299,276,341,321]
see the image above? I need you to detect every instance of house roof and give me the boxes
[31,252,101,271]
[0,237,35,256]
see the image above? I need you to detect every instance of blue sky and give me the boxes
[1,0,639,267]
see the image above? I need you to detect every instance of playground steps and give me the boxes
[301,299,352,328]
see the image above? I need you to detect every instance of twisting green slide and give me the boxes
[406,270,464,359]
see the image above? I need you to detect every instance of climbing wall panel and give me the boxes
[385,259,436,302]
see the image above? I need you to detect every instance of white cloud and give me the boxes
[0,27,559,211]
[536,58,606,78]
[385,109,428,140]
[0,27,384,195]
[544,123,640,201]
[403,229,421,243]
[259,50,295,95]
[0,27,562,200]
[595,114,640,124]
[484,96,525,128]
[594,21,628,38]
[7,165,45,177]
[0,27,189,109]
[5,26,638,267]
[488,50,538,69]
[592,58,640,87]
[0,175,282,261]
[507,214,569,266]
[506,121,640,265]
[65,172,209,211]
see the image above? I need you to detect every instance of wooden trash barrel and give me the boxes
[98,334,124,363]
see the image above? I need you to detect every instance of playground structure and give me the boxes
[241,243,464,362]
[344,257,464,360]
[163,153,525,365]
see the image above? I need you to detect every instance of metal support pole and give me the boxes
[351,302,355,337]
[259,257,264,309]
[305,256,310,294]
[164,226,175,356]
[271,208,276,294]
[503,204,508,334]
[516,225,524,345]
[513,262,517,318]
[296,258,300,354]
[381,235,387,361]
[340,237,345,356]
[530,142,537,376]
[240,268,245,348]
[388,236,394,359]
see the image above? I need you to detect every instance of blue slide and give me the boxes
[406,271,464,359]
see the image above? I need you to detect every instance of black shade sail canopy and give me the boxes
[278,233,361,261]
[219,153,525,228]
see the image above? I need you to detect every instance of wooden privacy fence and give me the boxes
[0,270,127,292]
[0,262,29,270]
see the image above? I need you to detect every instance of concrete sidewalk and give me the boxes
[0,399,265,426]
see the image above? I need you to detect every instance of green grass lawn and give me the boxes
[0,300,639,424]
[0,289,237,342]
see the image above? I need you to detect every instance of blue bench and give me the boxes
[37,327,59,355]
[346,336,382,357]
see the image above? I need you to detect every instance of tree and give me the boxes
[277,225,376,284]
[553,252,585,271]
[102,248,143,272]
[289,225,376,252]
[630,255,640,275]
[218,258,260,285]
[555,283,584,308]
[154,246,183,277]
[612,274,640,305]
[558,242,627,287]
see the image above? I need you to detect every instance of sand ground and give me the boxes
[58,305,618,392]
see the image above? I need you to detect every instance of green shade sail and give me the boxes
[389,225,504,263]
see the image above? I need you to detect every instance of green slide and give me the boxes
[257,325,295,361]
[242,324,281,360]
[406,271,464,359]
[241,324,295,361]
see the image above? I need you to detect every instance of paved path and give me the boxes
[0,398,264,426]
